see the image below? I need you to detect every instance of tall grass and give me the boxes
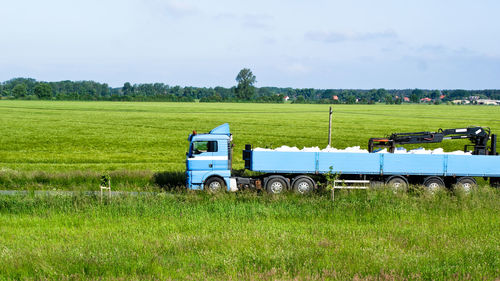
[0,188,499,280]
[0,169,189,191]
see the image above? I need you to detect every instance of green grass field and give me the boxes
[1,189,499,280]
[0,100,499,190]
[1,101,499,280]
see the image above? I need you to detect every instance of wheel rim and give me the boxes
[297,181,310,193]
[209,181,221,192]
[270,181,283,193]
[428,182,440,190]
[461,182,472,192]
[388,178,407,191]
[390,180,405,189]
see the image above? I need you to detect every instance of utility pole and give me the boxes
[328,106,333,147]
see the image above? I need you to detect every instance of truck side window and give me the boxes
[193,141,218,154]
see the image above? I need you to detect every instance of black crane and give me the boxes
[368,127,497,155]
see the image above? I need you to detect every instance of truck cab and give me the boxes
[186,123,235,191]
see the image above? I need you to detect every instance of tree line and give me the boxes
[1,73,499,104]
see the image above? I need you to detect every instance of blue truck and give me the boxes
[186,123,500,193]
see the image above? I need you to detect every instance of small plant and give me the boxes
[100,174,111,187]
[318,166,340,201]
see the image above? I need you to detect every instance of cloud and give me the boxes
[166,1,197,16]
[212,12,273,29]
[242,14,273,29]
[275,61,311,75]
[305,30,398,43]
[416,59,428,71]
[213,12,238,20]
[417,44,447,54]
[415,44,481,59]
[144,0,198,18]
[287,62,310,74]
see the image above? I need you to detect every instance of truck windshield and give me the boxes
[191,141,218,155]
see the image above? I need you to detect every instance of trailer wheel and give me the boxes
[266,177,287,194]
[204,177,226,193]
[423,176,445,192]
[292,176,315,194]
[386,176,408,191]
[456,177,477,192]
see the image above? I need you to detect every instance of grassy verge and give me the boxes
[0,169,185,191]
[1,188,499,280]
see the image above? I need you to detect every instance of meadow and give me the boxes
[0,100,499,190]
[0,189,499,280]
[0,101,500,280]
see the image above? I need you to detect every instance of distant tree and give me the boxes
[100,84,110,96]
[170,86,182,96]
[346,95,356,104]
[321,89,336,99]
[184,86,194,98]
[122,82,133,96]
[235,68,256,100]
[12,83,27,98]
[293,95,306,103]
[257,87,272,97]
[430,90,440,100]
[410,88,423,103]
[297,88,316,100]
[377,89,388,102]
[367,89,379,102]
[358,97,369,104]
[34,83,52,99]
[384,95,394,104]
[410,94,419,103]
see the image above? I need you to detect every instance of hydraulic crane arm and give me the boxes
[368,127,497,155]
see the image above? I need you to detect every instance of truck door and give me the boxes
[187,140,218,171]
[212,140,229,171]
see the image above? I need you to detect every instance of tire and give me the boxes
[456,177,476,192]
[491,178,500,188]
[386,176,408,191]
[266,177,287,194]
[204,177,226,193]
[423,177,445,192]
[292,176,315,194]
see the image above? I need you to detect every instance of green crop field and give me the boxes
[1,100,499,280]
[1,100,499,190]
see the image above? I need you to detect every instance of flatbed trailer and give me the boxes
[247,150,500,177]
[186,124,500,193]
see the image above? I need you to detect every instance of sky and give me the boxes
[1,0,499,89]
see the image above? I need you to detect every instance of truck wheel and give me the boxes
[204,177,226,193]
[491,178,500,188]
[266,177,287,194]
[423,177,445,192]
[386,176,408,191]
[456,177,476,192]
[292,177,315,194]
